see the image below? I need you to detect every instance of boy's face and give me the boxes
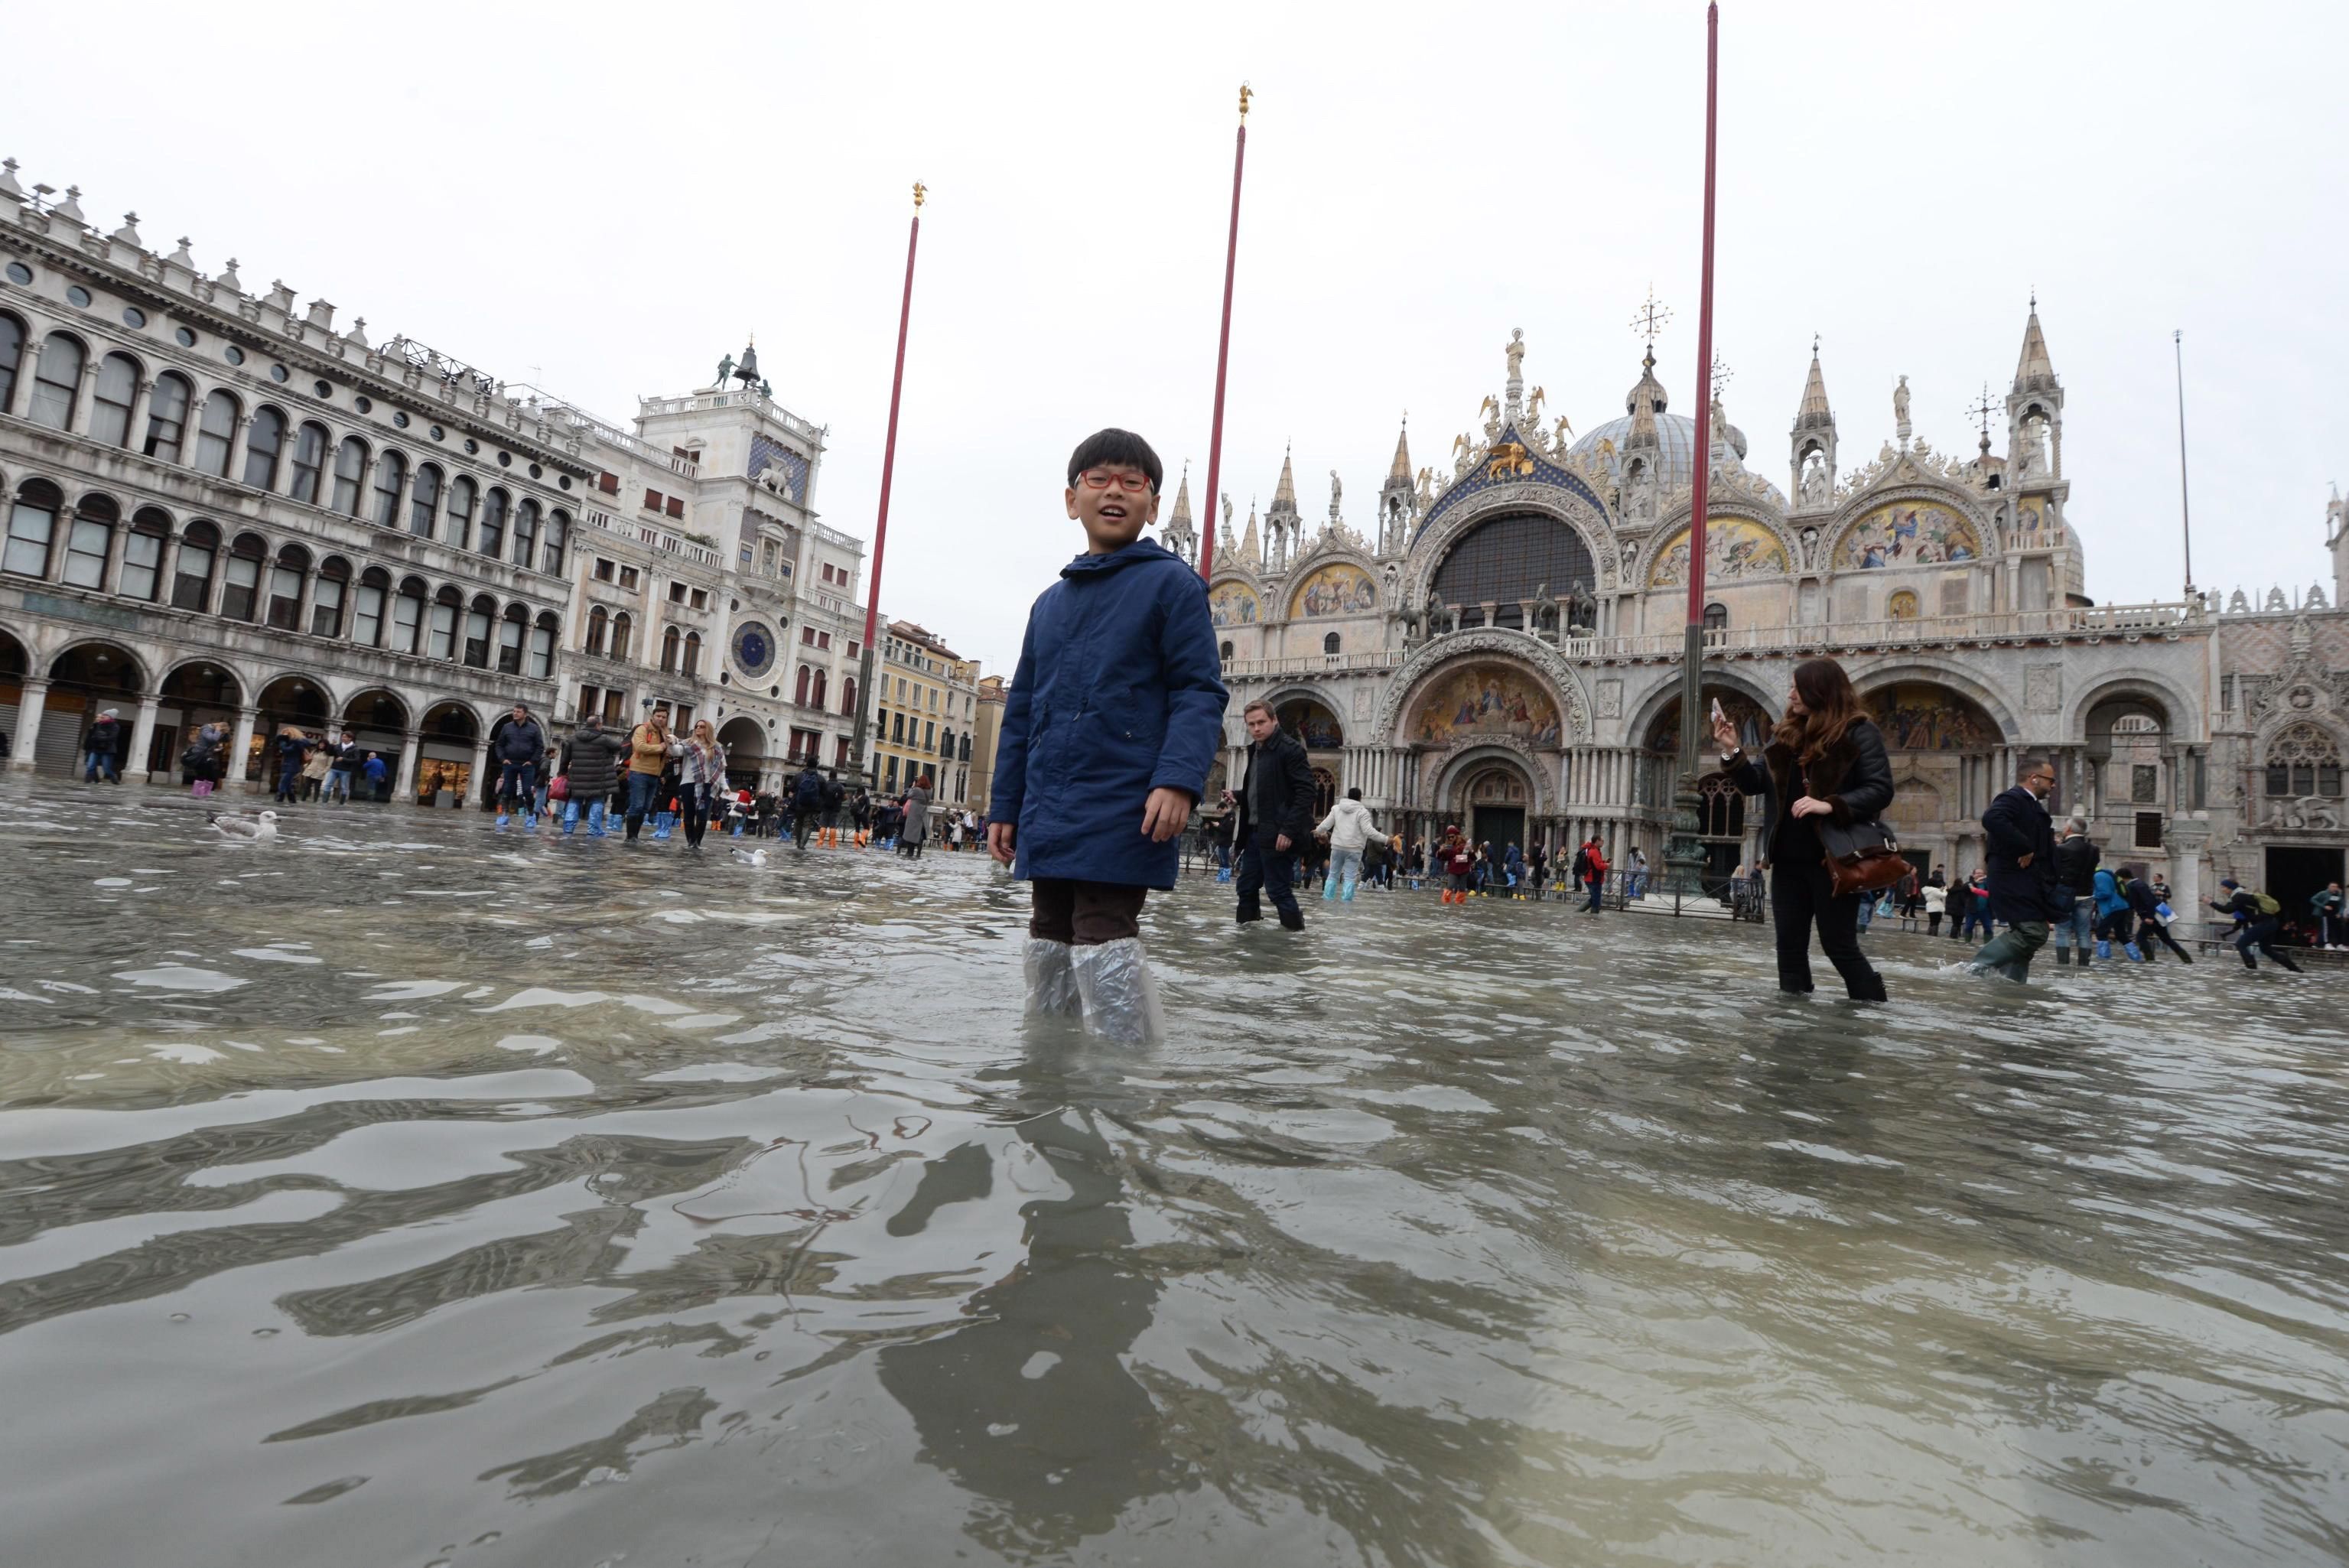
[1066,464,1160,554]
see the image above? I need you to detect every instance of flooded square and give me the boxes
[3,786,2344,1566]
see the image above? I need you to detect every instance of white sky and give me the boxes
[14,1,2347,672]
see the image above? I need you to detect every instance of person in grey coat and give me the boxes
[561,715,626,838]
[899,776,933,859]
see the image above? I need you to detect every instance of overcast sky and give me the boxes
[15,1,2347,672]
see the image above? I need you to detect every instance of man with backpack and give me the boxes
[2210,879,2302,971]
[789,757,828,854]
[1573,834,1609,912]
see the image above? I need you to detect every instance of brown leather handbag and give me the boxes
[1817,817,1910,899]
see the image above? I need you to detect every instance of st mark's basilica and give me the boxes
[1165,314,2349,921]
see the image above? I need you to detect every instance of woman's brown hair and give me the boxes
[1773,656,1864,765]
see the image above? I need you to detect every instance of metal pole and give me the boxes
[1197,86,1251,581]
[848,184,924,786]
[1679,0,1719,777]
[1666,2,1719,902]
[2173,328,2194,598]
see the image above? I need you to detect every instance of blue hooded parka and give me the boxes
[988,537,1228,890]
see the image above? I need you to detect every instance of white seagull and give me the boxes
[208,809,281,843]
[730,846,769,867]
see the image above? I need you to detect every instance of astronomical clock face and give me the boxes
[731,620,777,680]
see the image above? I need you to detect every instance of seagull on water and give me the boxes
[208,809,281,842]
[730,846,769,867]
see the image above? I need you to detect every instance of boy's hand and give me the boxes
[987,820,1016,866]
[1140,787,1190,843]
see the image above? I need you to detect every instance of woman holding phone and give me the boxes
[1713,657,1895,1001]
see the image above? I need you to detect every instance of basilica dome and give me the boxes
[1568,410,1702,490]
[1567,408,1787,509]
[1564,350,1785,509]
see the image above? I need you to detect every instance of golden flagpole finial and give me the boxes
[1238,83,1252,120]
[912,181,927,210]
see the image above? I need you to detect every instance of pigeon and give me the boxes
[730,847,769,867]
[208,809,281,843]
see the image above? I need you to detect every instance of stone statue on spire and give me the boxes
[1505,327,1525,385]
[1893,375,1912,444]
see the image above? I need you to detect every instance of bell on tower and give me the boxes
[734,335,761,389]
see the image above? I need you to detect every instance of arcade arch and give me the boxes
[717,715,766,790]
[251,675,333,786]
[155,660,242,780]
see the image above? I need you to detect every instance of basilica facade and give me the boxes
[1174,317,2349,924]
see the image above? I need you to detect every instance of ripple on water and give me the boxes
[3,786,2347,1568]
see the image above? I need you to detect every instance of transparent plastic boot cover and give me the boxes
[1068,937,1165,1045]
[1022,937,1082,1018]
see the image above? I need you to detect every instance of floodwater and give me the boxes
[3,786,2346,1568]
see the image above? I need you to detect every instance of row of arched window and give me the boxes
[789,662,862,715]
[0,314,565,576]
[2,476,561,678]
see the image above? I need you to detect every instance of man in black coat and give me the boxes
[789,760,828,854]
[1970,756,2062,982]
[1232,699,1315,932]
[2049,814,2101,966]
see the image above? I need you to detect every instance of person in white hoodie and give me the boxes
[1313,787,1382,903]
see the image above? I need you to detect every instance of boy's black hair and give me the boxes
[1347,786,1362,800]
[1066,428,1163,493]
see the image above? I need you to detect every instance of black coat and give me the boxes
[1982,785,2061,923]
[1727,717,1895,865]
[564,724,626,799]
[2052,834,2100,898]
[1234,730,1316,847]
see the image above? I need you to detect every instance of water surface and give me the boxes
[2,786,2344,1566]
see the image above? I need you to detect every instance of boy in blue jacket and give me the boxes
[987,430,1228,1042]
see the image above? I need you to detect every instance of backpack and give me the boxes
[2250,890,2281,918]
[794,771,825,810]
[822,779,844,812]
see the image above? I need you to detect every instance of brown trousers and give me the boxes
[1029,879,1147,946]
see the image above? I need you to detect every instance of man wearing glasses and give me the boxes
[1970,756,2064,982]
[988,429,1227,1043]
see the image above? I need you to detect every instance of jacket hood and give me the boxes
[1060,536,1184,579]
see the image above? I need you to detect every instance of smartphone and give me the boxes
[1710,697,1726,724]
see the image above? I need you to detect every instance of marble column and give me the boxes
[126,694,161,782]
[125,378,156,452]
[100,512,132,594]
[67,360,99,435]
[8,678,49,772]
[226,415,255,487]
[226,705,259,794]
[394,729,421,804]
[466,735,490,810]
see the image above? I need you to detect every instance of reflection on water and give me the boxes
[3,784,2347,1566]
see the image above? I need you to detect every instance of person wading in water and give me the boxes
[1716,656,1895,1001]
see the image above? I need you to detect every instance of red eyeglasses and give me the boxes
[1077,470,1153,493]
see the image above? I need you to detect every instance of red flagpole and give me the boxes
[850,182,923,782]
[1687,5,1718,633]
[1677,3,1719,782]
[1197,86,1251,581]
